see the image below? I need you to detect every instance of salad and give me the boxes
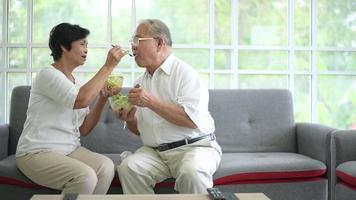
[105,74,123,91]
[109,93,132,112]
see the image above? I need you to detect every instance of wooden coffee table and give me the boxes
[31,193,270,200]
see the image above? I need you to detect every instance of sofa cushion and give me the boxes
[0,153,172,189]
[336,161,356,188]
[213,152,326,185]
[209,89,296,153]
[0,155,44,189]
[0,152,327,189]
[0,154,123,188]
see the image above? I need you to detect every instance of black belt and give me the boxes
[153,134,216,152]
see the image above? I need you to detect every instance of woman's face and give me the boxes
[63,38,88,66]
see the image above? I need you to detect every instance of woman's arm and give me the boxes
[74,46,125,109]
[79,94,107,136]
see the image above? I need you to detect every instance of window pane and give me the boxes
[294,75,311,122]
[215,0,231,44]
[119,73,132,88]
[317,51,356,72]
[83,48,107,70]
[8,0,27,43]
[8,73,27,114]
[239,75,288,89]
[112,0,132,45]
[215,50,231,70]
[33,0,107,44]
[0,73,4,123]
[239,0,287,45]
[0,48,2,66]
[32,48,52,69]
[136,0,209,44]
[214,74,233,89]
[317,0,355,47]
[8,48,27,69]
[294,0,310,46]
[317,75,356,129]
[0,0,3,43]
[239,50,287,70]
[74,72,95,85]
[294,51,310,71]
[116,54,131,70]
[174,49,209,69]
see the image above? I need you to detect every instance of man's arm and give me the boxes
[128,88,197,129]
[115,107,140,135]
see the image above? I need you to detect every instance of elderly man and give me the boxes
[116,19,222,194]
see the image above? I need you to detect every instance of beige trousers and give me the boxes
[117,138,222,194]
[16,146,114,194]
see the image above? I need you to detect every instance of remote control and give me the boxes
[207,187,226,200]
[63,193,78,200]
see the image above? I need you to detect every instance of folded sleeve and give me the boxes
[176,68,215,134]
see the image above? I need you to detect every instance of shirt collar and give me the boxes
[157,53,175,75]
[143,53,175,77]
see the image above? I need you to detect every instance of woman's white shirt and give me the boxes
[16,67,89,157]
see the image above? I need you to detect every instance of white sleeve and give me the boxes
[34,68,79,109]
[176,68,215,134]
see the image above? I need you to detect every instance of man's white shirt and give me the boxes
[135,53,215,147]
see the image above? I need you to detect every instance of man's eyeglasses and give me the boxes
[129,36,157,46]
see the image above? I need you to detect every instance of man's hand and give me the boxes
[128,87,155,108]
[115,107,137,122]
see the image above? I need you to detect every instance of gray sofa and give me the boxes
[331,130,356,200]
[0,85,336,200]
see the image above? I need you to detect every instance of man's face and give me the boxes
[131,24,158,68]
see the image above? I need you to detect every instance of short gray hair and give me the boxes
[139,19,172,47]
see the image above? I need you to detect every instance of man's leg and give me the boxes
[16,151,98,194]
[117,146,171,194]
[68,147,115,194]
[165,140,222,193]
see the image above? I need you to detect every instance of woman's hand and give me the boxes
[104,45,128,68]
[98,87,119,103]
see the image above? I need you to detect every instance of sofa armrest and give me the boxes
[296,122,336,163]
[332,129,356,166]
[330,129,356,200]
[0,124,9,160]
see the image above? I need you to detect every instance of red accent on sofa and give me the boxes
[336,170,356,189]
[1,169,326,190]
[0,176,45,189]
[214,169,326,185]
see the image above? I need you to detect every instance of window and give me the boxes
[0,0,355,129]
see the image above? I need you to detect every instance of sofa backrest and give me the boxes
[9,86,31,154]
[9,86,142,154]
[9,86,296,155]
[209,89,296,153]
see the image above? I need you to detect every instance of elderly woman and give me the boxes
[15,22,127,194]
